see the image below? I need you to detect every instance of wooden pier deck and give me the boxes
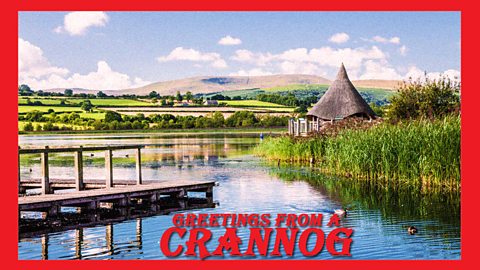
[18,145,216,219]
[21,178,143,190]
[19,180,215,216]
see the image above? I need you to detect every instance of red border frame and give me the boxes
[6,0,476,269]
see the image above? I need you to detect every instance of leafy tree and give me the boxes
[64,89,73,97]
[176,91,183,102]
[369,102,385,117]
[81,100,93,112]
[68,112,80,121]
[387,76,460,121]
[18,84,33,96]
[149,91,159,99]
[19,84,31,93]
[97,91,107,98]
[212,111,225,127]
[294,104,308,113]
[25,110,44,122]
[23,122,34,132]
[185,91,193,102]
[104,111,123,123]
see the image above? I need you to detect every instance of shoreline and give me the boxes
[18,127,287,136]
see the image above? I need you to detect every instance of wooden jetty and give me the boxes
[18,145,216,218]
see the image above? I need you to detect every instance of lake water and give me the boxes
[18,133,461,260]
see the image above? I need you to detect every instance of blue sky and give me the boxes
[18,12,460,90]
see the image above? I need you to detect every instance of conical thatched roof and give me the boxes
[307,64,375,120]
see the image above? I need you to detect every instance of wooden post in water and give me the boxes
[136,147,142,185]
[106,224,114,255]
[136,218,143,249]
[41,146,51,195]
[41,234,49,260]
[105,148,113,188]
[74,146,84,191]
[75,228,83,259]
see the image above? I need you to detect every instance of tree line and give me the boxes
[20,110,289,132]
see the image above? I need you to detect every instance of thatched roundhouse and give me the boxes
[307,63,375,121]
[288,64,376,136]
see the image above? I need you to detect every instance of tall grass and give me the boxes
[255,115,460,190]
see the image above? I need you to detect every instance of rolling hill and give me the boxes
[43,75,401,96]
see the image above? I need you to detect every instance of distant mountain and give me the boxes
[43,75,401,96]
[351,80,403,90]
[117,74,332,96]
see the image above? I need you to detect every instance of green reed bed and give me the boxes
[255,115,460,190]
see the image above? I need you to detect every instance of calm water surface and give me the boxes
[18,133,460,260]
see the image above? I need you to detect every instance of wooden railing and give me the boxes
[18,145,145,195]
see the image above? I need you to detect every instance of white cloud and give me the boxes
[228,45,460,81]
[231,46,386,72]
[399,45,408,56]
[229,68,273,76]
[405,66,460,82]
[359,60,403,80]
[18,38,150,90]
[55,12,109,36]
[329,32,350,44]
[230,46,388,79]
[231,49,273,66]
[366,35,401,44]
[157,47,228,68]
[218,35,242,46]
[279,61,325,75]
[18,38,69,81]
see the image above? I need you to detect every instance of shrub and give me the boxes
[387,76,460,121]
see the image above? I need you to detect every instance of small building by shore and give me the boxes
[204,100,219,106]
[288,64,376,136]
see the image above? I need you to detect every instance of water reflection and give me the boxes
[20,197,216,260]
[18,133,460,260]
[269,165,460,227]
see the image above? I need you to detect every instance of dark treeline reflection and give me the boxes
[268,164,460,232]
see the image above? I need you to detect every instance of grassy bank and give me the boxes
[255,115,460,190]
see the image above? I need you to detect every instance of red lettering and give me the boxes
[327,214,341,227]
[270,228,298,256]
[160,227,186,257]
[244,228,273,256]
[298,228,325,256]
[184,228,212,259]
[326,228,353,256]
[212,228,242,256]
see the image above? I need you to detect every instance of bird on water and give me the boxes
[408,226,418,235]
[334,208,348,217]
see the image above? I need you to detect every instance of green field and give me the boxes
[203,84,395,102]
[204,89,266,99]
[18,106,83,114]
[66,98,154,107]
[221,100,290,108]
[78,112,105,120]
[358,88,395,100]
[19,97,154,107]
[18,98,67,105]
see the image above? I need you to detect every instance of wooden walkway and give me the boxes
[21,178,142,190]
[18,145,217,219]
[19,180,215,217]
